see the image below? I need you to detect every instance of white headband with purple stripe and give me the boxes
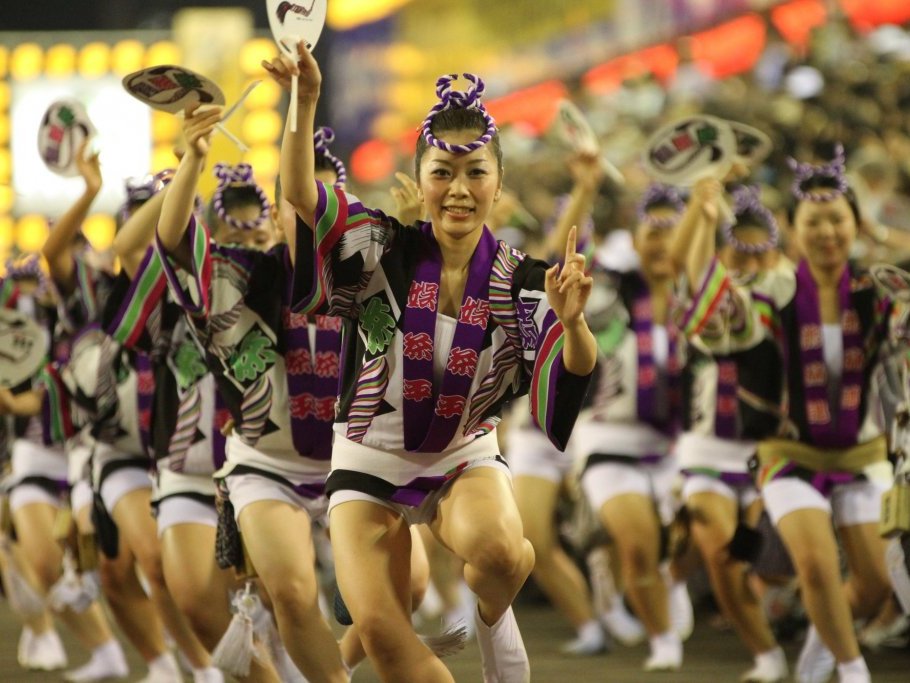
[421,73,497,154]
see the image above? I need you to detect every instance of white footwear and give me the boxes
[474,605,530,683]
[643,631,682,672]
[858,614,910,650]
[64,640,129,682]
[138,652,182,683]
[192,666,225,683]
[559,620,607,656]
[836,657,871,683]
[17,626,34,668]
[741,647,788,682]
[668,580,694,641]
[25,628,69,671]
[795,626,836,683]
[601,601,646,647]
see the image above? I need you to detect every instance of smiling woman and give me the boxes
[270,41,597,683]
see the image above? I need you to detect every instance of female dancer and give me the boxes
[683,147,892,683]
[44,155,213,683]
[508,152,642,655]
[675,183,788,682]
[272,43,596,683]
[0,252,127,681]
[573,181,688,672]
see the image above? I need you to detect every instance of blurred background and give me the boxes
[1,0,909,264]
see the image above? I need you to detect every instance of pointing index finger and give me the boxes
[565,225,578,265]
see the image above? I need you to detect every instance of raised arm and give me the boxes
[544,152,603,260]
[113,183,169,279]
[157,105,220,269]
[267,40,322,242]
[42,141,101,292]
[669,177,721,282]
[545,226,597,376]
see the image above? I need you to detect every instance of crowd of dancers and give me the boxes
[1,28,910,683]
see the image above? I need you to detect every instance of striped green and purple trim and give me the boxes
[682,259,731,337]
[530,316,565,439]
[106,247,167,347]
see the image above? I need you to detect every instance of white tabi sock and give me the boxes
[473,605,530,683]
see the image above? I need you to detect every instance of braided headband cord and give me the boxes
[721,185,779,255]
[636,183,685,230]
[212,163,271,231]
[117,169,178,224]
[421,73,497,154]
[788,143,848,203]
[314,126,347,188]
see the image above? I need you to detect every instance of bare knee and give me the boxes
[267,575,320,624]
[356,613,414,670]
[791,549,836,592]
[465,532,529,578]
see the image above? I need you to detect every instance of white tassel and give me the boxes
[419,620,469,658]
[1,542,46,619]
[49,550,92,613]
[211,582,256,676]
[249,593,308,683]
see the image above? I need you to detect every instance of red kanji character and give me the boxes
[717,395,738,415]
[314,351,339,378]
[435,394,466,419]
[800,325,822,349]
[403,378,432,402]
[286,348,313,376]
[446,347,478,377]
[842,386,861,410]
[138,409,151,431]
[137,371,155,394]
[844,349,864,372]
[403,332,434,361]
[283,308,308,330]
[314,396,335,421]
[843,311,860,335]
[316,315,342,332]
[806,400,831,425]
[717,362,738,384]
[803,362,826,386]
[639,366,657,385]
[633,299,651,319]
[637,332,653,354]
[407,281,439,311]
[459,297,490,329]
[290,393,315,419]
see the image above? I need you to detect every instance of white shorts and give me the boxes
[226,472,329,527]
[682,474,760,510]
[70,480,94,514]
[328,457,510,527]
[11,439,68,482]
[66,441,93,486]
[156,496,218,537]
[97,465,153,516]
[762,477,888,528]
[581,457,679,525]
[507,428,572,484]
[9,484,62,513]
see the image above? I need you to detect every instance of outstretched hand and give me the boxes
[545,226,593,327]
[182,103,221,159]
[691,177,723,223]
[567,151,604,192]
[261,39,322,102]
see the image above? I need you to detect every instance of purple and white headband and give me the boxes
[118,169,178,224]
[636,183,685,230]
[722,185,779,255]
[314,126,347,188]
[788,143,848,203]
[421,73,497,154]
[5,254,48,293]
[212,163,270,231]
